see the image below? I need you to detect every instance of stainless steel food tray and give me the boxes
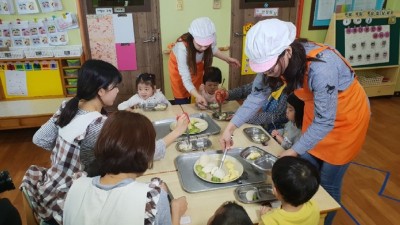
[175,148,267,193]
[234,183,276,204]
[153,113,221,141]
[141,103,169,111]
[175,137,212,152]
[212,111,235,121]
[243,127,270,144]
[240,146,277,171]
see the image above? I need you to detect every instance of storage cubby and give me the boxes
[59,55,84,97]
[0,54,84,100]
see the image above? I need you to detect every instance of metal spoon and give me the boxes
[179,105,190,145]
[218,148,228,170]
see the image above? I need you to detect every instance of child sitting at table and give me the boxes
[118,73,170,111]
[271,93,304,149]
[207,201,252,225]
[63,111,188,225]
[198,66,222,105]
[259,156,320,225]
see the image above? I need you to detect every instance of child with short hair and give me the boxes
[259,156,320,225]
[198,66,222,104]
[271,93,304,149]
[118,73,170,111]
[208,201,252,225]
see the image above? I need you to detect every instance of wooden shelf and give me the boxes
[59,55,84,97]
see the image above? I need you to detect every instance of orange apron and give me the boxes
[168,41,204,99]
[294,43,370,165]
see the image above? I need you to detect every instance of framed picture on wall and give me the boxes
[309,0,386,30]
[239,0,295,9]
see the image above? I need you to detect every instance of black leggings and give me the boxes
[0,198,22,225]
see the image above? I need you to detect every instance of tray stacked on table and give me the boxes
[175,148,267,193]
[153,113,221,142]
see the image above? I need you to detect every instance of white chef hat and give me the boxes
[188,17,216,46]
[245,18,296,73]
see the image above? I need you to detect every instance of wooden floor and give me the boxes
[0,97,399,225]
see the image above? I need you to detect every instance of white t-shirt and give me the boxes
[118,89,170,110]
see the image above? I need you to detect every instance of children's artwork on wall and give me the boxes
[5,70,28,96]
[87,14,117,68]
[30,19,48,46]
[0,22,12,47]
[15,0,40,14]
[0,0,15,15]
[44,18,68,46]
[38,0,62,13]
[10,21,31,47]
[55,13,78,31]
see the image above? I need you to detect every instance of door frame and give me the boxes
[229,0,300,89]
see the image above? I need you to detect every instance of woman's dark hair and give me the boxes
[287,93,304,128]
[272,156,320,207]
[56,59,122,127]
[283,38,324,93]
[262,50,287,91]
[136,73,156,88]
[95,111,156,175]
[178,33,213,75]
[203,66,222,84]
[209,201,252,225]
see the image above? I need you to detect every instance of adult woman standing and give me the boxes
[168,17,240,107]
[220,19,370,225]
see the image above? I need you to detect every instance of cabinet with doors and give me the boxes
[325,11,400,97]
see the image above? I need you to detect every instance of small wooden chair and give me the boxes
[21,188,54,225]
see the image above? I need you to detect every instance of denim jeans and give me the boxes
[300,152,350,225]
[174,97,191,105]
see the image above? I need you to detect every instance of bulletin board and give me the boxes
[309,0,386,30]
[333,13,400,68]
[0,63,63,98]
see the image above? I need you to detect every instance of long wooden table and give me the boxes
[136,101,340,225]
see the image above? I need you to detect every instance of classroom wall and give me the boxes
[1,0,81,45]
[300,0,400,43]
[159,0,232,99]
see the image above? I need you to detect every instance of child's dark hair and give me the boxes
[208,201,252,225]
[287,93,304,128]
[136,73,156,88]
[203,66,222,84]
[272,156,320,207]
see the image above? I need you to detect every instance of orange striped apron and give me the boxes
[294,43,370,165]
[168,41,204,99]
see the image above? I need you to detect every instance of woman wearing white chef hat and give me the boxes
[220,18,370,225]
[168,17,240,107]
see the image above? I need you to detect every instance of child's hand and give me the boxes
[174,114,189,135]
[271,130,279,137]
[215,89,228,104]
[260,205,272,215]
[171,196,188,222]
[196,95,208,109]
